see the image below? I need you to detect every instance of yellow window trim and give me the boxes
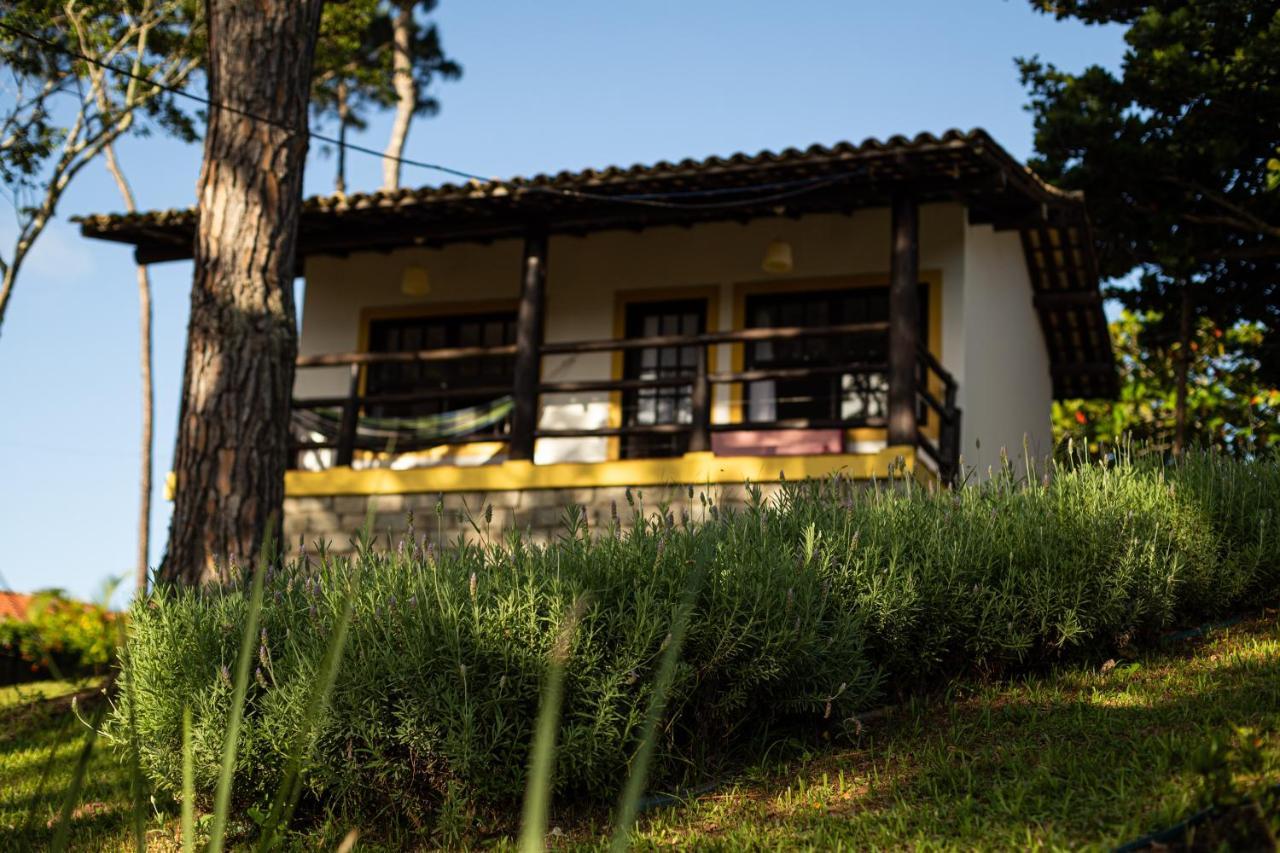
[284,446,926,498]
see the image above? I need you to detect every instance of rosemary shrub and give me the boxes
[114,450,1279,829]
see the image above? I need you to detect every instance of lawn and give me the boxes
[0,677,141,851]
[626,612,1280,851]
[2,613,1276,850]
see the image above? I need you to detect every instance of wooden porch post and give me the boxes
[510,230,548,460]
[887,191,919,447]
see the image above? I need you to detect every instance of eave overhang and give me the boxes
[74,128,1116,399]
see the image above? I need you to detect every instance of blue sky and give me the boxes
[0,0,1127,603]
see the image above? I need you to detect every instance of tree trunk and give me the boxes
[161,0,324,585]
[382,1,416,192]
[335,79,349,194]
[1173,284,1193,458]
[100,141,154,596]
[134,262,154,593]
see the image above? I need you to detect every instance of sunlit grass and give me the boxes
[0,678,142,851]
[626,614,1280,851]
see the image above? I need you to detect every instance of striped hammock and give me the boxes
[292,395,513,448]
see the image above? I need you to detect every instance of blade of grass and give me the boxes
[208,525,273,853]
[182,705,195,853]
[49,696,109,852]
[610,565,703,851]
[518,597,586,853]
[256,557,360,850]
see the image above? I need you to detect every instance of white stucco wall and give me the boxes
[295,203,1051,469]
[959,224,1054,476]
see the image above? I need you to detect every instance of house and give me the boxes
[0,591,33,622]
[77,129,1115,548]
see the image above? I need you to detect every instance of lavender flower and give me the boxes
[219,664,231,686]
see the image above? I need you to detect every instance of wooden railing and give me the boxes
[291,321,962,483]
[915,347,962,484]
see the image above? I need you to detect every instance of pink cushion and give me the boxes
[712,429,844,457]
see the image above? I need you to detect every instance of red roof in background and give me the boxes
[0,591,33,621]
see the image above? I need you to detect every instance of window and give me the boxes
[364,311,517,423]
[621,299,707,459]
[743,286,928,425]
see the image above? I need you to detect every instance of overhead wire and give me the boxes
[0,18,860,210]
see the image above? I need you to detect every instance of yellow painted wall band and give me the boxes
[285,447,919,497]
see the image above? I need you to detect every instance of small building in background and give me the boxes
[79,129,1115,547]
[0,592,33,622]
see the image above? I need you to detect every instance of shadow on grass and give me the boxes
[635,618,1280,850]
[0,687,138,851]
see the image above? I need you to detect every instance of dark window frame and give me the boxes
[620,297,709,459]
[363,309,518,422]
[742,285,929,426]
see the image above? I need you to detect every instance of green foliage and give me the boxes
[312,0,460,125]
[115,452,1280,836]
[310,0,461,188]
[1020,0,1280,380]
[1054,310,1280,455]
[0,591,118,684]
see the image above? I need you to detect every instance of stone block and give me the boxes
[285,496,331,513]
[370,494,405,514]
[333,495,369,514]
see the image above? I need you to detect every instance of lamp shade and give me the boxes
[400,265,430,297]
[762,239,793,273]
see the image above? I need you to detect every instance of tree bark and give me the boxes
[161,0,324,585]
[382,1,416,191]
[1172,284,1193,458]
[100,141,154,596]
[335,79,349,194]
[134,261,154,593]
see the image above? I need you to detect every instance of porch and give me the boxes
[287,196,962,489]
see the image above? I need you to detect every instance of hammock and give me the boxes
[292,395,514,449]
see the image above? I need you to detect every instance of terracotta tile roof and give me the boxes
[75,129,1075,236]
[0,591,33,622]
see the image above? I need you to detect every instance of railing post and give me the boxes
[943,407,962,485]
[688,345,711,453]
[335,362,360,467]
[510,229,548,461]
[887,190,919,447]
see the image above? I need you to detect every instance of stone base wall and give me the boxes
[283,482,787,554]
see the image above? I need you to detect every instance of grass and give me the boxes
[624,611,1280,851]
[0,677,140,851]
[1,613,1275,849]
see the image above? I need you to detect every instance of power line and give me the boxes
[0,18,860,210]
[0,18,491,183]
